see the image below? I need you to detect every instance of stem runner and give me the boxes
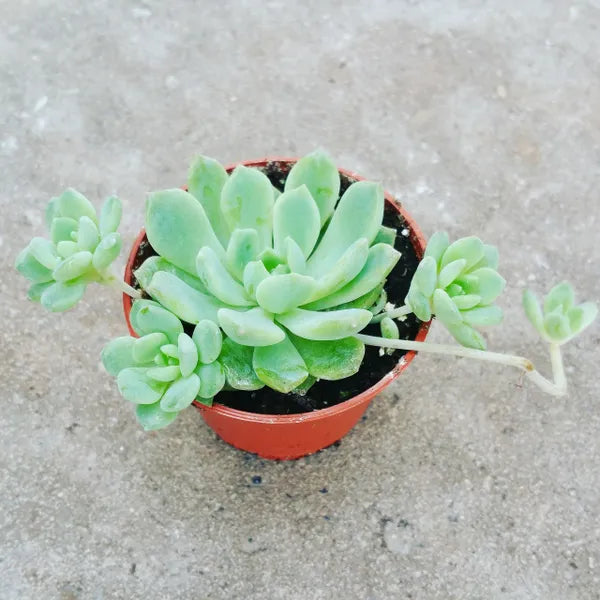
[355,334,567,397]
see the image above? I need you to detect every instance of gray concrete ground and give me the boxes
[1,1,599,598]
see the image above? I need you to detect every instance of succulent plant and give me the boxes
[404,231,505,349]
[134,150,398,398]
[523,282,598,345]
[15,189,123,311]
[101,300,226,429]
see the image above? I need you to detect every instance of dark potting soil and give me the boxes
[130,160,423,415]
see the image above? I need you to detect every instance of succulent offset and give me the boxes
[15,189,122,311]
[405,231,505,349]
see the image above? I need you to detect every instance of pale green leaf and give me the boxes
[276,307,371,341]
[188,155,230,246]
[307,181,384,276]
[458,268,506,305]
[45,197,59,229]
[253,336,308,393]
[160,374,200,411]
[220,165,274,250]
[406,289,432,322]
[440,236,484,270]
[303,243,399,310]
[146,365,182,382]
[461,305,503,327]
[192,320,223,364]
[52,251,92,282]
[132,332,168,364]
[56,188,97,222]
[29,237,60,270]
[544,281,575,314]
[178,333,199,377]
[373,225,397,246]
[256,273,317,314]
[117,367,167,404]
[380,316,400,339]
[27,281,53,302]
[76,216,99,251]
[423,231,450,264]
[15,247,54,283]
[284,150,340,226]
[273,184,321,257]
[522,290,545,335]
[146,271,227,325]
[160,344,179,359]
[136,402,178,431]
[146,188,225,274]
[567,302,598,336]
[451,294,482,310]
[544,312,571,342]
[130,299,184,343]
[196,246,253,306]
[225,228,260,281]
[40,280,86,312]
[218,307,285,346]
[50,217,78,244]
[432,289,462,327]
[99,196,122,237]
[134,255,208,295]
[289,334,365,381]
[101,336,138,376]
[285,237,307,274]
[412,256,437,298]
[91,232,121,270]
[242,260,270,299]
[219,337,264,390]
[195,361,226,398]
[438,258,467,289]
[447,323,487,350]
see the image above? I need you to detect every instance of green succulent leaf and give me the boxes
[460,305,503,327]
[15,246,54,283]
[99,195,122,237]
[40,279,86,312]
[188,155,230,247]
[544,281,575,314]
[195,361,226,398]
[471,244,499,271]
[219,337,264,390]
[447,323,487,350]
[132,332,169,364]
[304,243,400,310]
[160,374,200,411]
[101,336,139,376]
[276,307,372,341]
[56,188,97,222]
[440,236,484,271]
[256,273,317,314]
[117,367,167,404]
[338,284,384,311]
[177,333,199,377]
[412,255,437,298]
[285,237,307,274]
[380,316,400,339]
[129,299,184,344]
[451,294,482,310]
[458,268,506,305]
[220,165,274,251]
[406,289,432,322]
[307,181,384,276]
[544,311,571,342]
[289,334,365,380]
[160,344,179,359]
[134,255,208,295]
[196,246,253,306]
[92,232,122,271]
[567,302,598,336]
[45,196,59,229]
[284,150,340,226]
[437,258,467,290]
[423,231,450,263]
[273,184,321,257]
[218,307,285,346]
[258,247,285,271]
[522,290,545,335]
[147,365,181,382]
[192,320,223,364]
[50,217,78,244]
[253,336,308,393]
[27,281,54,302]
[76,216,100,252]
[28,237,60,270]
[242,260,270,299]
[136,401,178,431]
[373,225,397,246]
[146,271,227,325]
[310,238,369,302]
[225,229,260,281]
[432,289,462,327]
[52,251,93,282]
[146,188,225,275]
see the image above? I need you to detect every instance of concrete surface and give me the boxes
[1,1,599,598]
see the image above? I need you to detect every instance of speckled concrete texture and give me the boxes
[1,1,599,599]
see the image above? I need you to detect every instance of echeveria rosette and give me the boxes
[136,150,397,395]
[405,232,506,350]
[102,300,226,430]
[523,281,597,345]
[15,189,123,311]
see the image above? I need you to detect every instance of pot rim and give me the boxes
[123,156,430,424]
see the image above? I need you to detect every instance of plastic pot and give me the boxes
[123,157,429,460]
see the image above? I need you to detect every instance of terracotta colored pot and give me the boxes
[123,158,429,460]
